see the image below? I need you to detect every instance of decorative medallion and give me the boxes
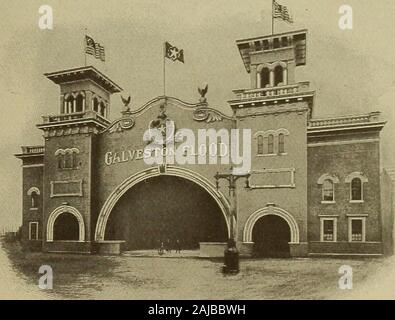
[193,107,224,123]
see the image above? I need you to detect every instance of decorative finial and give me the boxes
[121,94,131,113]
[198,82,208,104]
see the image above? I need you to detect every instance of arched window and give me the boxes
[257,135,264,155]
[351,178,362,201]
[267,134,274,154]
[93,97,99,113]
[278,133,285,154]
[65,95,74,114]
[274,65,283,86]
[75,94,84,113]
[322,180,334,202]
[55,148,79,170]
[260,68,270,88]
[31,191,38,208]
[27,187,40,209]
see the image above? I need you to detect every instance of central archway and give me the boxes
[95,166,232,248]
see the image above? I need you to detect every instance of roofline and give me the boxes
[44,65,123,93]
[236,29,308,45]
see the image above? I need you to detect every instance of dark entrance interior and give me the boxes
[105,175,228,250]
[252,215,291,258]
[53,213,80,241]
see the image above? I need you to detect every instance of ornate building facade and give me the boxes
[16,29,390,257]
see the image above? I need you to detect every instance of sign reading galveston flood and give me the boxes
[104,123,252,173]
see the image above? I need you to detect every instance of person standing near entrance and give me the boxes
[175,239,181,254]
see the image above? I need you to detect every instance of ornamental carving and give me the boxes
[193,107,224,123]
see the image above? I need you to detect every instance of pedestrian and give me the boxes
[175,239,181,254]
[166,238,172,253]
[158,241,164,255]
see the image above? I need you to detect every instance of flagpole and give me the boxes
[84,28,88,67]
[272,0,275,35]
[163,42,166,98]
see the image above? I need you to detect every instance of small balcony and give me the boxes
[15,145,45,159]
[40,110,110,127]
[231,81,312,103]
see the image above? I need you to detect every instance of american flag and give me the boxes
[85,35,105,62]
[273,0,293,24]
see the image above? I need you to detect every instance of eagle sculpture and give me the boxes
[198,83,208,103]
[121,95,131,112]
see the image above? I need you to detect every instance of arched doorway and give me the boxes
[252,215,291,257]
[47,205,85,242]
[104,175,229,250]
[53,212,80,241]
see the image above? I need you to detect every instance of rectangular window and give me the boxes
[29,222,39,240]
[321,218,337,242]
[349,218,365,242]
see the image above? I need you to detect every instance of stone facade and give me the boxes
[15,29,392,257]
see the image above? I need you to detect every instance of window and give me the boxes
[64,95,74,114]
[27,187,40,209]
[55,148,80,170]
[29,222,39,240]
[278,133,285,154]
[100,102,106,117]
[321,219,337,242]
[257,135,264,155]
[75,94,84,112]
[322,180,335,202]
[351,178,362,201]
[274,65,283,86]
[260,68,270,88]
[349,218,365,242]
[267,134,274,154]
[31,191,38,208]
[93,97,99,113]
[346,172,367,202]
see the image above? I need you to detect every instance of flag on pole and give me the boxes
[164,42,184,63]
[273,0,293,23]
[85,35,105,62]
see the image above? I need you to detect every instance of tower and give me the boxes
[230,30,315,257]
[37,66,122,253]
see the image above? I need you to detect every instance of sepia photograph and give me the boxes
[1,0,395,307]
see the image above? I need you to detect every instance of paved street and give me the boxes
[1,241,390,300]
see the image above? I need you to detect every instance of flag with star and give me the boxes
[165,42,184,63]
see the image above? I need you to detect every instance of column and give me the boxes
[283,68,288,85]
[269,69,275,87]
[257,72,261,89]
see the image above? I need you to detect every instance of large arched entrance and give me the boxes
[252,215,291,257]
[100,168,230,251]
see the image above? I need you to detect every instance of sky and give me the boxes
[0,0,395,228]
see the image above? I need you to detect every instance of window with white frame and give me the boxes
[27,187,40,209]
[320,218,337,242]
[346,172,368,203]
[348,218,365,242]
[322,179,334,202]
[29,222,39,240]
[317,174,339,203]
